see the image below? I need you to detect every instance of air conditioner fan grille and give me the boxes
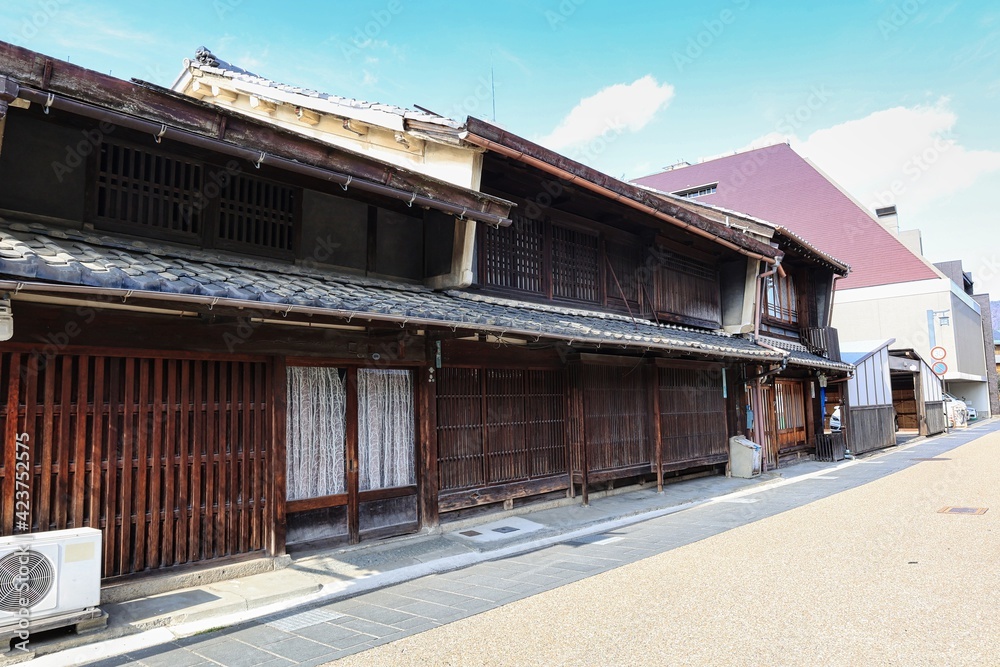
[0,549,55,612]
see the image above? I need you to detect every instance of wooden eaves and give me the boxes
[0,40,514,227]
[462,116,782,265]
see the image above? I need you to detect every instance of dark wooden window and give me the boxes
[482,213,545,294]
[658,365,728,467]
[552,225,600,303]
[764,273,798,325]
[582,364,649,472]
[478,215,647,313]
[216,173,296,257]
[435,367,567,492]
[92,139,298,257]
[605,240,643,310]
[95,139,203,243]
[651,248,722,327]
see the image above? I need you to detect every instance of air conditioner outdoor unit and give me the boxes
[0,528,105,649]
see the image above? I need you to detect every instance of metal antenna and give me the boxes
[490,52,496,121]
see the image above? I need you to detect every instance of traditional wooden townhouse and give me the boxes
[626,189,854,466]
[0,43,850,591]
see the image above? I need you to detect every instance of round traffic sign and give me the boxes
[931,361,947,375]
[930,346,947,360]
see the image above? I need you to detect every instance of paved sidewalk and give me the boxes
[33,419,999,667]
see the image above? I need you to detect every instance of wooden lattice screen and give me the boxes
[95,139,204,242]
[552,226,600,303]
[658,366,728,466]
[216,173,297,257]
[582,364,650,472]
[772,379,807,449]
[652,248,721,326]
[605,240,643,311]
[435,367,567,492]
[482,213,546,294]
[0,351,273,579]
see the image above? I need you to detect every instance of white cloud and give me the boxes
[748,99,1000,213]
[539,76,674,151]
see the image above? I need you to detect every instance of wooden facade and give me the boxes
[0,348,275,579]
[0,43,853,588]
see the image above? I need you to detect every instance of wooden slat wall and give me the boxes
[0,351,273,579]
[773,379,807,450]
[924,401,947,436]
[435,367,567,495]
[582,364,650,472]
[652,253,722,327]
[658,366,728,465]
[847,405,896,455]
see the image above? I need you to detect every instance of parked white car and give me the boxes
[830,405,842,432]
[966,405,978,421]
[942,392,968,428]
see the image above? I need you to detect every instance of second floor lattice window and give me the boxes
[93,138,297,257]
[216,174,296,255]
[765,273,798,325]
[482,213,545,294]
[95,140,204,243]
[552,225,599,302]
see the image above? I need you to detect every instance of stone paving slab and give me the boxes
[61,420,1000,666]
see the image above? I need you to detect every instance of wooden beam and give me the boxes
[648,364,663,493]
[418,345,440,528]
[268,356,287,557]
[249,95,276,115]
[296,107,320,126]
[345,367,359,543]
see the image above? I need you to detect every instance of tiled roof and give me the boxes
[0,220,783,362]
[632,144,938,290]
[182,47,461,131]
[759,335,854,372]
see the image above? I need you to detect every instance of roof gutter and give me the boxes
[463,131,779,265]
[12,84,512,228]
[0,280,784,363]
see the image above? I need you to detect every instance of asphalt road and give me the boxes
[331,430,1000,666]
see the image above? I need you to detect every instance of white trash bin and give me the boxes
[729,436,762,478]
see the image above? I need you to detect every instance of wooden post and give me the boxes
[268,356,287,557]
[648,363,663,493]
[418,340,440,529]
[2,353,21,533]
[346,366,360,543]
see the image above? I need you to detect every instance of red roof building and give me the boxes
[632,143,938,290]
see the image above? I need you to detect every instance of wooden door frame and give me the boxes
[283,361,421,545]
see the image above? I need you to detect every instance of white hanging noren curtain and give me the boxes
[286,366,346,501]
[358,369,415,491]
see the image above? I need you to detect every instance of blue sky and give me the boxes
[3,0,1000,293]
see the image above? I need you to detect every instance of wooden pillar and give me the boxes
[418,340,440,529]
[346,367,360,543]
[268,356,287,557]
[805,378,816,444]
[2,353,21,533]
[648,363,663,493]
[567,363,587,505]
